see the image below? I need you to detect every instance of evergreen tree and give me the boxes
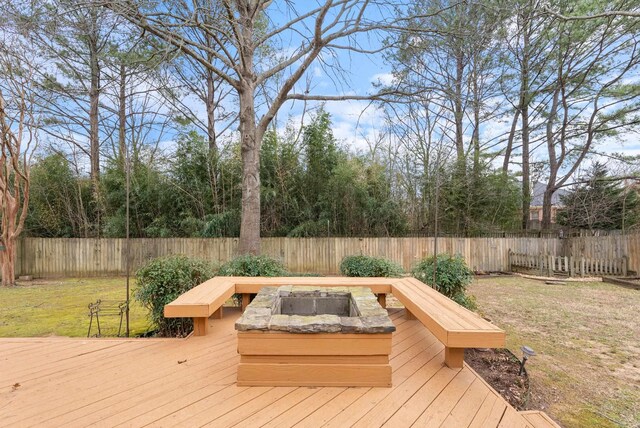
[557,163,640,231]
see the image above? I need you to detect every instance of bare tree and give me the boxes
[105,0,425,254]
[383,0,509,234]
[0,43,38,286]
[538,10,640,228]
[383,96,452,231]
[6,0,124,235]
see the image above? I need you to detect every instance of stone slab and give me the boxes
[235,285,396,334]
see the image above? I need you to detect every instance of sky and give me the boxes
[246,1,640,176]
[21,0,639,180]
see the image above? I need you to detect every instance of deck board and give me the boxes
[0,308,555,427]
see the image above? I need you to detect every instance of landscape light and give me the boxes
[519,345,536,376]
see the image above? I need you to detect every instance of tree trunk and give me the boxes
[88,20,101,235]
[236,5,263,255]
[0,196,18,286]
[0,240,16,286]
[502,109,520,173]
[206,68,220,213]
[542,187,555,228]
[454,52,465,162]
[520,14,531,230]
[118,62,126,168]
[0,88,31,285]
[89,39,100,188]
[521,103,531,230]
[238,85,262,255]
[206,70,217,156]
[471,65,480,179]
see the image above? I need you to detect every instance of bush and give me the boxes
[411,254,476,309]
[339,255,404,277]
[135,255,216,337]
[217,255,287,277]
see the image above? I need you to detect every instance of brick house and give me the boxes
[528,182,567,229]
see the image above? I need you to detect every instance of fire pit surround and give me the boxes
[235,286,396,334]
[235,286,395,387]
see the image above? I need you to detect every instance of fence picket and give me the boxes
[9,235,637,278]
[509,251,628,277]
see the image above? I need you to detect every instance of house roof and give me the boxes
[531,182,567,207]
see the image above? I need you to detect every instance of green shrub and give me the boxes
[135,255,216,337]
[339,255,404,277]
[411,254,476,309]
[217,255,287,277]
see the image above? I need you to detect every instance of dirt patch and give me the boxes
[465,348,531,410]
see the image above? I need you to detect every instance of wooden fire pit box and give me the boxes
[235,286,395,387]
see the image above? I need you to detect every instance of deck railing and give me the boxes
[509,250,628,277]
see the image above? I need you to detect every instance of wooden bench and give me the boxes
[391,277,505,368]
[163,278,235,336]
[164,276,505,368]
[163,277,392,336]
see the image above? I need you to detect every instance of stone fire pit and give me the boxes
[235,286,395,387]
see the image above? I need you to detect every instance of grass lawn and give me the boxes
[0,277,151,337]
[469,276,640,428]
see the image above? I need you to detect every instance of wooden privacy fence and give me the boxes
[509,250,628,277]
[11,234,638,278]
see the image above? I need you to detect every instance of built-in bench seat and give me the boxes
[163,277,391,336]
[163,278,235,336]
[390,277,505,368]
[164,276,505,368]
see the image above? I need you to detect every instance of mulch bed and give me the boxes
[465,348,529,410]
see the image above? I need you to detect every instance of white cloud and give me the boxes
[370,73,395,86]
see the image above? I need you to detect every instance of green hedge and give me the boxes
[339,255,404,277]
[135,255,216,337]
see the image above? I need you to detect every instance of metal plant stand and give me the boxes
[87,299,128,337]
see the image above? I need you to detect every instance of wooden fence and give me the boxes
[11,233,639,278]
[509,251,628,277]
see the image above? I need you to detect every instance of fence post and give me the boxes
[580,257,585,277]
[548,255,554,277]
[569,256,575,277]
[622,256,628,277]
[539,254,544,276]
[508,249,512,273]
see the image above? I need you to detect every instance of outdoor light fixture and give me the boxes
[519,345,536,375]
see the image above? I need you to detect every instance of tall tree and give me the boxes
[11,0,122,234]
[539,4,640,228]
[384,0,507,234]
[0,39,38,286]
[499,0,556,229]
[158,0,237,215]
[106,0,417,254]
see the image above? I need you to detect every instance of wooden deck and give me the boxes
[0,308,559,427]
